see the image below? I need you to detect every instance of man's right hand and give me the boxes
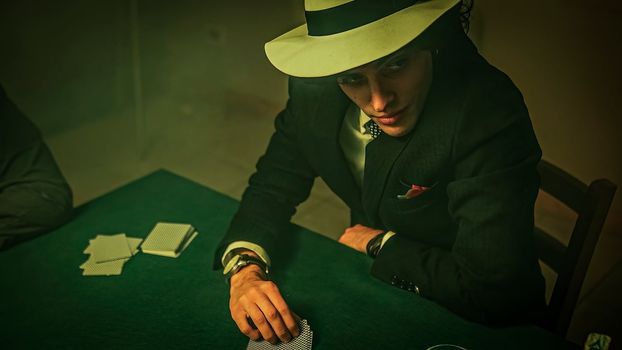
[229,258,299,344]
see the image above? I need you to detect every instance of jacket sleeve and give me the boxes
[0,87,73,249]
[212,78,317,268]
[370,70,546,325]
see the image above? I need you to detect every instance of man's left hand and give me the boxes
[338,224,384,254]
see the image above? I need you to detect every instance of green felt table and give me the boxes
[0,170,577,349]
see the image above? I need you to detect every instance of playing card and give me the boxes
[80,235,142,276]
[90,234,133,263]
[141,222,197,258]
[83,239,96,254]
[246,319,313,350]
[126,237,143,255]
[80,256,128,276]
[84,236,141,255]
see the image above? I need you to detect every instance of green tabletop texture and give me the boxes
[0,170,576,349]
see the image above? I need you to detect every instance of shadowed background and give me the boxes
[0,0,619,346]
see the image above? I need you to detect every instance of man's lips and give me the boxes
[372,106,408,126]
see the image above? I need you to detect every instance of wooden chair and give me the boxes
[535,159,616,336]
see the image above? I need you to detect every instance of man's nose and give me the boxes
[368,79,394,113]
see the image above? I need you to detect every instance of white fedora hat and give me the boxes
[265,0,461,78]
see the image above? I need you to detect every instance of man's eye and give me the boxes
[383,58,408,72]
[337,75,363,85]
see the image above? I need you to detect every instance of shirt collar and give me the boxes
[357,107,370,134]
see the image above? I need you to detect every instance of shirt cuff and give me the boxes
[379,231,396,250]
[221,241,271,268]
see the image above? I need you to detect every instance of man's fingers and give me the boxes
[244,302,278,344]
[246,314,257,329]
[264,288,300,338]
[229,279,299,344]
[254,293,294,343]
[231,307,261,341]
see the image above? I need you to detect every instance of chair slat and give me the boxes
[537,161,588,212]
[534,226,565,271]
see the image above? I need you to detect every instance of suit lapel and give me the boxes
[362,132,412,226]
[307,84,364,214]
[359,60,462,227]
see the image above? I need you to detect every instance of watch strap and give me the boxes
[221,241,271,267]
[225,254,269,284]
[366,231,387,258]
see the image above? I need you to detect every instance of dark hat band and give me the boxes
[305,0,420,36]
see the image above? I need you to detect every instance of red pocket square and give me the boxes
[397,184,430,200]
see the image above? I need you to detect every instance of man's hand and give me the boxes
[338,224,384,254]
[229,259,299,345]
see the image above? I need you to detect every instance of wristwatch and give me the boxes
[366,231,387,258]
[223,253,269,284]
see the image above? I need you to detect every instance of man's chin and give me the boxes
[380,126,411,138]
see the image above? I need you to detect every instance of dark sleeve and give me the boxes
[0,86,74,249]
[371,71,546,325]
[212,78,317,268]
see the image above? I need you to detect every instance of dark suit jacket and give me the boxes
[214,36,546,325]
[0,85,73,250]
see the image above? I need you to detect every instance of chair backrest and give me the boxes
[535,160,616,336]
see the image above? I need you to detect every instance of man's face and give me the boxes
[336,47,433,137]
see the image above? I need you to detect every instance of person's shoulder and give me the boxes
[449,52,537,142]
[463,56,526,108]
[284,76,348,117]
[0,85,42,154]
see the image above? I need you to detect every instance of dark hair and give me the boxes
[459,0,475,33]
[405,2,467,52]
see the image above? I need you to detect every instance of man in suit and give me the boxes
[0,84,73,250]
[214,0,546,344]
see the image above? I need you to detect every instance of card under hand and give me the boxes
[246,319,313,350]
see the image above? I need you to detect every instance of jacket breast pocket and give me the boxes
[392,182,443,214]
[381,180,453,245]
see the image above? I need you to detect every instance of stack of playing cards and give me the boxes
[140,222,198,258]
[80,233,142,276]
[247,319,313,350]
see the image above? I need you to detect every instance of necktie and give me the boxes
[364,120,382,139]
